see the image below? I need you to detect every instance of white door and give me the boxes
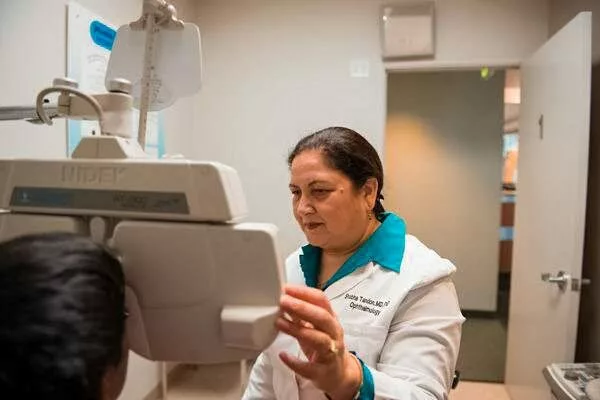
[505,12,592,400]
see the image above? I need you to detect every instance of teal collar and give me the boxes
[298,212,406,290]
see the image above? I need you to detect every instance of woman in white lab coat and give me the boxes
[243,127,464,400]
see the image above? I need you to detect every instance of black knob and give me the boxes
[564,370,580,381]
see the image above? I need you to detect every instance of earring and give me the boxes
[367,210,373,220]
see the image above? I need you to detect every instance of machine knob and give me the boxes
[108,78,133,94]
[52,77,79,88]
[564,370,580,381]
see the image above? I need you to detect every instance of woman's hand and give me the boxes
[276,284,362,400]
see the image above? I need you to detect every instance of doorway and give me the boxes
[384,68,520,383]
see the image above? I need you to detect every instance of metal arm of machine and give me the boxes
[0,77,133,137]
[1,76,146,159]
[0,105,60,124]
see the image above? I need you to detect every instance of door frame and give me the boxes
[384,59,520,73]
[382,58,523,382]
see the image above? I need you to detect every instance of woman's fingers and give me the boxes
[276,316,336,357]
[281,311,314,329]
[280,294,339,338]
[279,352,324,381]
[283,284,335,314]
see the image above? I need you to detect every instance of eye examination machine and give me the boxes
[0,0,283,393]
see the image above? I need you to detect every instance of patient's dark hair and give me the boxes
[0,232,126,400]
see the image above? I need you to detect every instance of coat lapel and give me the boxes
[323,262,376,301]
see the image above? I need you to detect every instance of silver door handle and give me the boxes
[541,271,570,291]
[571,277,592,292]
[546,276,569,283]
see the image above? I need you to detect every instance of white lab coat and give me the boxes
[243,234,464,400]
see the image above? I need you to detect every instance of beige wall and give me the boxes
[192,0,388,257]
[386,0,550,70]
[385,71,505,311]
[0,0,193,398]
[548,0,600,363]
[189,0,549,259]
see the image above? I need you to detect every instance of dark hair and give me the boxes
[288,126,385,216]
[0,232,126,400]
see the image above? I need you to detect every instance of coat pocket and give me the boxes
[342,323,388,366]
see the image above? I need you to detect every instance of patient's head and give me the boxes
[0,232,128,400]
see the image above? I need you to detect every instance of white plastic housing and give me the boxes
[0,158,247,222]
[106,23,202,111]
[114,220,283,362]
[72,136,149,159]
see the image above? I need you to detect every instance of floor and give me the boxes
[163,365,512,400]
[450,382,511,400]
[456,317,508,382]
[455,272,510,382]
